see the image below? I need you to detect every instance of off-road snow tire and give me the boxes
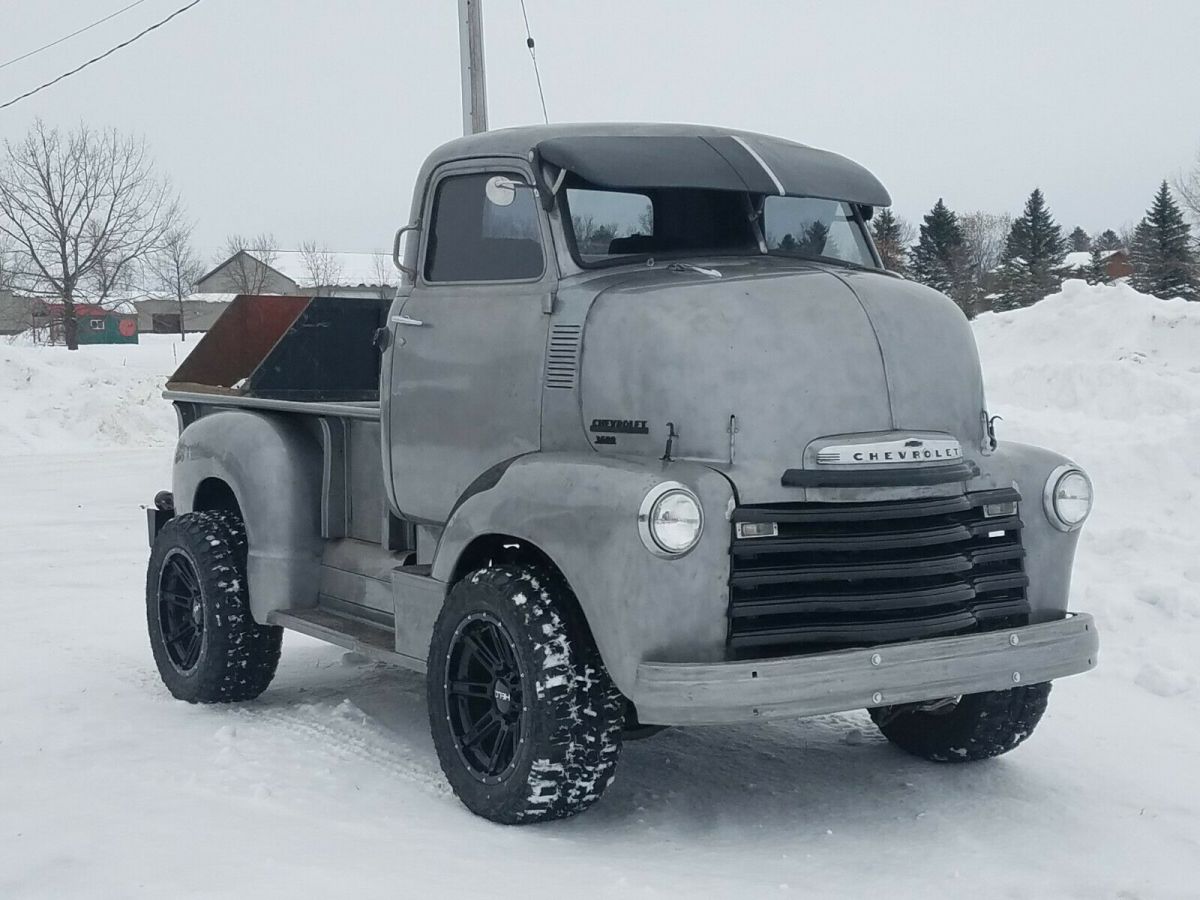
[427,564,624,824]
[146,510,282,703]
[869,683,1052,762]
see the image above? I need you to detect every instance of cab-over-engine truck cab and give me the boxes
[146,124,1098,824]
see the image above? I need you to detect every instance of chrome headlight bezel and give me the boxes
[638,482,704,558]
[1042,464,1093,532]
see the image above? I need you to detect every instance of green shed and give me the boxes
[49,304,139,345]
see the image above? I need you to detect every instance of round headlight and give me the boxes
[1043,466,1093,531]
[639,483,704,557]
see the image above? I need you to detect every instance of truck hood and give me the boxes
[578,262,987,503]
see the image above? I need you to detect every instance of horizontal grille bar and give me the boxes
[731,487,1019,524]
[730,540,1023,586]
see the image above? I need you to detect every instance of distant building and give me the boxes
[194,249,396,299]
[132,294,237,335]
[1061,249,1133,281]
[0,291,42,335]
[45,303,138,344]
[194,251,299,296]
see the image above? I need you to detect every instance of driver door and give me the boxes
[386,162,554,524]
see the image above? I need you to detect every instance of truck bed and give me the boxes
[162,389,380,420]
[165,293,391,404]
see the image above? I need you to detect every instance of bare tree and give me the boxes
[218,232,278,294]
[0,235,15,294]
[0,120,178,349]
[88,239,142,306]
[152,223,205,340]
[1117,223,1139,254]
[959,211,1013,310]
[1175,146,1200,225]
[370,251,396,299]
[298,241,343,292]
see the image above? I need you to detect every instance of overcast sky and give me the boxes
[3,0,1199,259]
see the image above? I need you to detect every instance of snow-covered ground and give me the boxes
[1,286,1197,899]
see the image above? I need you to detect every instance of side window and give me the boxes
[424,172,545,283]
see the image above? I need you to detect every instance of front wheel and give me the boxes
[868,683,1052,762]
[427,565,624,824]
[146,510,282,703]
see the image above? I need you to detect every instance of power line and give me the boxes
[0,0,152,72]
[0,0,203,112]
[519,0,549,124]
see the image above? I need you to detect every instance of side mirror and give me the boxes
[485,176,520,206]
[392,221,420,281]
[484,175,537,208]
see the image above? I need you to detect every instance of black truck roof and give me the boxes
[418,123,891,207]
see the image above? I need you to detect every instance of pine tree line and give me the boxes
[873,181,1199,314]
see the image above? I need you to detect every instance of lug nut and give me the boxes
[870,653,882,667]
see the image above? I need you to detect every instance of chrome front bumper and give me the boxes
[634,613,1098,726]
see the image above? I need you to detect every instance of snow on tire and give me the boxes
[146,510,282,703]
[868,683,1052,762]
[427,564,624,824]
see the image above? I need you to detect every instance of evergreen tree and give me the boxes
[1088,246,1111,285]
[1068,226,1092,252]
[797,220,832,258]
[871,207,907,273]
[1129,181,1198,300]
[909,199,967,310]
[1095,229,1122,252]
[993,188,1067,311]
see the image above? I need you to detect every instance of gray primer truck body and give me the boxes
[155,124,1097,731]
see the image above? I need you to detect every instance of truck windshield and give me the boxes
[563,185,878,269]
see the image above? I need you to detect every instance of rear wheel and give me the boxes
[427,564,624,824]
[146,510,282,703]
[868,683,1052,762]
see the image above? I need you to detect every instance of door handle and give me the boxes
[390,314,424,327]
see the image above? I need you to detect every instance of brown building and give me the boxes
[1061,249,1133,281]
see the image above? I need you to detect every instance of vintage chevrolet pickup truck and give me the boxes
[145,124,1098,824]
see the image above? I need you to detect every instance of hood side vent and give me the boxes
[546,324,582,389]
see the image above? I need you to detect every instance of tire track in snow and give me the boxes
[231,700,453,799]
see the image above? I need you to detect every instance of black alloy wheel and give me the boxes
[146,510,282,703]
[444,612,526,784]
[426,564,625,823]
[157,549,206,673]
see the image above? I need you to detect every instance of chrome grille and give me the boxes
[727,488,1028,657]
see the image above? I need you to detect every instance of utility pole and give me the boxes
[458,0,488,135]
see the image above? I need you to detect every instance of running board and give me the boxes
[268,607,422,669]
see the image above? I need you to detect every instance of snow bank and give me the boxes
[0,334,190,453]
[975,279,1200,698]
[1,281,1197,898]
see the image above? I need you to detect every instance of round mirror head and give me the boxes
[485,176,517,207]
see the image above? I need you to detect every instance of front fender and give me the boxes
[173,410,323,624]
[974,441,1086,620]
[432,453,736,697]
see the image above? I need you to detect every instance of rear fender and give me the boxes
[173,409,323,624]
[432,452,736,697]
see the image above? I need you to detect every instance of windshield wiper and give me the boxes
[666,262,722,278]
